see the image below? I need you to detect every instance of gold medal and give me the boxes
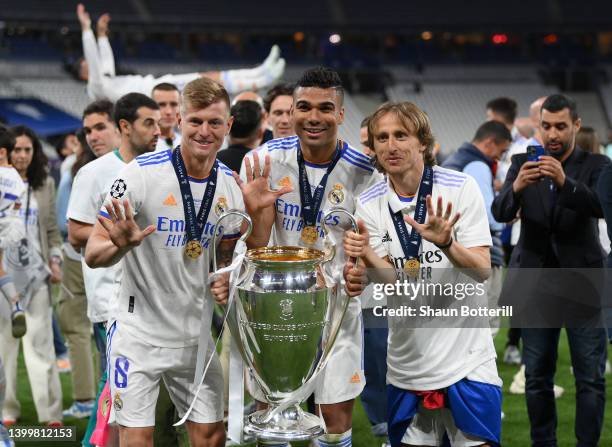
[404,258,420,279]
[185,239,203,259]
[301,226,318,245]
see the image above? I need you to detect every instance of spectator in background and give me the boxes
[0,125,63,426]
[264,83,295,140]
[486,96,527,185]
[217,100,262,172]
[443,121,511,338]
[576,126,602,154]
[359,116,374,157]
[81,99,120,157]
[492,94,610,447]
[55,127,97,421]
[232,90,271,144]
[76,4,285,102]
[152,82,181,151]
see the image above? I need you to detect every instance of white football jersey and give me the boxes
[356,166,497,390]
[241,136,382,250]
[68,150,124,323]
[0,166,26,246]
[100,149,244,347]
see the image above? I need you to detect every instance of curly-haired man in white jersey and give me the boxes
[344,102,502,447]
[85,77,245,447]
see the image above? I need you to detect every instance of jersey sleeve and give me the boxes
[97,35,116,77]
[67,165,100,225]
[454,175,493,248]
[220,184,246,240]
[99,160,146,219]
[355,196,387,258]
[82,29,106,101]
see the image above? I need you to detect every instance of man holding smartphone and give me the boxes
[492,94,611,447]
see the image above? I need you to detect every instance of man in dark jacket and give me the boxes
[492,94,611,447]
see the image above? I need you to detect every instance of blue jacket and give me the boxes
[443,143,504,266]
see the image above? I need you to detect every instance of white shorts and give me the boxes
[108,323,224,427]
[245,297,365,405]
[401,359,501,446]
[402,406,486,446]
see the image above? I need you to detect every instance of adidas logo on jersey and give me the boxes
[163,193,177,206]
[349,372,361,384]
[382,232,392,243]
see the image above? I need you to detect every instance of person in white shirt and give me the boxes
[85,77,243,447]
[66,93,161,431]
[152,83,182,152]
[236,67,380,447]
[344,101,502,447]
[76,3,286,103]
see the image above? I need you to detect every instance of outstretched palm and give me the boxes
[98,198,155,249]
[404,195,460,246]
[76,4,91,30]
[232,152,292,215]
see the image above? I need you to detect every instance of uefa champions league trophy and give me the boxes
[211,207,358,442]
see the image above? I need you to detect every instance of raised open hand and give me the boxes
[233,152,292,215]
[97,198,155,249]
[76,4,91,30]
[403,195,459,247]
[97,13,111,37]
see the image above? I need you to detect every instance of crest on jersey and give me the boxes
[277,176,292,189]
[113,393,123,411]
[279,299,294,321]
[214,196,228,217]
[110,179,127,199]
[327,183,345,205]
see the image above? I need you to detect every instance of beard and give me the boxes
[544,139,572,159]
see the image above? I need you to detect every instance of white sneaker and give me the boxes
[509,365,525,394]
[503,345,522,365]
[509,365,564,398]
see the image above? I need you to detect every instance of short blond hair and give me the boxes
[368,101,436,168]
[181,77,230,114]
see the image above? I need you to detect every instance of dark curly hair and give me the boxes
[295,67,344,105]
[10,125,49,190]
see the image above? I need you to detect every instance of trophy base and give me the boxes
[244,405,324,442]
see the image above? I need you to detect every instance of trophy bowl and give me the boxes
[214,208,356,442]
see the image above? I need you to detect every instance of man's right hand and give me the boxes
[233,152,292,215]
[512,161,541,194]
[77,4,91,31]
[98,198,155,249]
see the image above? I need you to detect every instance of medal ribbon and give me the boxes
[171,146,218,243]
[388,165,434,260]
[297,140,343,228]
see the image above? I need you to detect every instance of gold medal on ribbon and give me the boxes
[185,239,203,259]
[301,226,318,245]
[404,257,420,279]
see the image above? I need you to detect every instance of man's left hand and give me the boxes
[343,261,366,297]
[49,260,62,284]
[538,155,566,188]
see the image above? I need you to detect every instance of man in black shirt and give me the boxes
[217,100,262,172]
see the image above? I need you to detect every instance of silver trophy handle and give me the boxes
[210,209,253,273]
[321,206,359,264]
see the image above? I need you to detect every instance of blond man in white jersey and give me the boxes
[344,102,502,447]
[86,78,244,447]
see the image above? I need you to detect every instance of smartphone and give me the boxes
[527,145,545,162]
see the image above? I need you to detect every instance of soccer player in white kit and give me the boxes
[237,67,381,447]
[76,4,286,103]
[85,77,243,447]
[344,102,502,447]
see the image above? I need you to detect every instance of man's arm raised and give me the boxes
[85,198,155,268]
